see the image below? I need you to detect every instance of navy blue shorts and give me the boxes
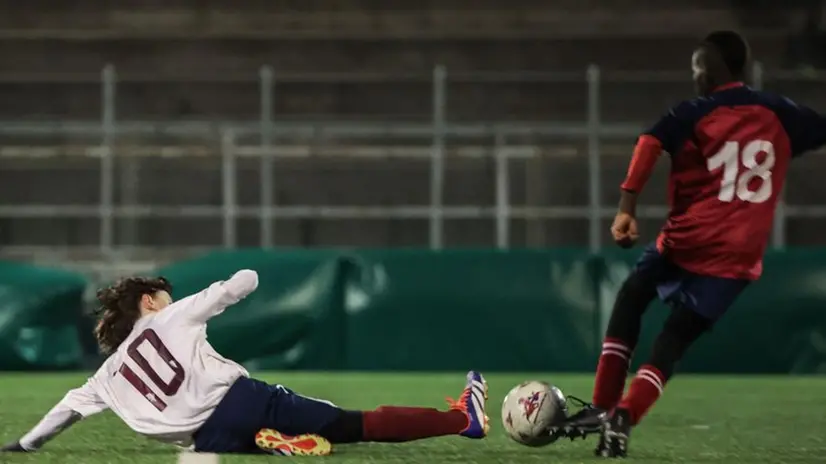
[193,377,343,454]
[634,243,750,321]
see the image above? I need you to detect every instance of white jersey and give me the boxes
[19,269,259,450]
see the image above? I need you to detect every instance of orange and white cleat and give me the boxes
[255,429,332,456]
[446,370,490,439]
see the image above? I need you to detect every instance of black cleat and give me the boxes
[597,408,631,458]
[549,397,606,441]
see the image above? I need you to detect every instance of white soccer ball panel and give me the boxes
[501,380,567,447]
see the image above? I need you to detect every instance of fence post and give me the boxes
[586,64,602,253]
[430,65,447,250]
[495,131,510,249]
[259,66,275,248]
[222,129,238,249]
[752,60,763,90]
[100,64,116,255]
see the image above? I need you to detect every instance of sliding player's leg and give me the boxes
[256,371,488,455]
[253,387,336,456]
[599,274,749,458]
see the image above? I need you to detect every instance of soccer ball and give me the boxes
[501,380,568,447]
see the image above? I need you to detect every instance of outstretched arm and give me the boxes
[3,381,108,452]
[169,269,259,324]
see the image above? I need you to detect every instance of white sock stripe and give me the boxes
[602,342,631,353]
[600,349,629,362]
[637,370,664,394]
[638,368,664,386]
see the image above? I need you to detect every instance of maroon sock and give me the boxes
[592,337,633,410]
[617,364,665,425]
[361,406,468,442]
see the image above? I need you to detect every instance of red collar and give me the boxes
[713,81,745,92]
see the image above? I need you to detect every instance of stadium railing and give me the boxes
[2,63,826,268]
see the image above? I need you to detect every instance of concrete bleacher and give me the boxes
[3,140,826,252]
[2,1,826,255]
[0,0,813,123]
[0,0,745,39]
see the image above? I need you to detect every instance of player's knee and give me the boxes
[317,410,364,444]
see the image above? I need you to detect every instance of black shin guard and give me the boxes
[605,270,658,348]
[648,304,713,380]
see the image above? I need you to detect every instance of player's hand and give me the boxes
[611,212,639,248]
[0,441,27,452]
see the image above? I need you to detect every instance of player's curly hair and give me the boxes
[702,30,750,79]
[94,276,172,355]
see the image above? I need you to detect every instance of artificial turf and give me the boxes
[1,373,823,463]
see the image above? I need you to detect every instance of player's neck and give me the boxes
[138,307,156,318]
[712,81,744,93]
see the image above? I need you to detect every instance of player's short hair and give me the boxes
[701,30,750,78]
[94,276,172,354]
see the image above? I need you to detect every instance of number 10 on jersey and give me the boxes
[707,140,775,204]
[117,329,185,411]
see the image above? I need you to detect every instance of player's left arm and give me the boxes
[168,269,260,325]
[2,380,108,452]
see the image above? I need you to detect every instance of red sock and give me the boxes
[617,364,666,425]
[592,337,633,410]
[361,406,468,442]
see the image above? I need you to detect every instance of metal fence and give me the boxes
[2,62,826,258]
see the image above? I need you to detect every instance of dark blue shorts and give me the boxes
[193,376,343,454]
[634,243,750,321]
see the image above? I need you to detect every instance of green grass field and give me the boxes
[1,373,824,463]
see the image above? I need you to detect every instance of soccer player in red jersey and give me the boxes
[553,30,826,458]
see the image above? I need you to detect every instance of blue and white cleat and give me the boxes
[447,370,490,439]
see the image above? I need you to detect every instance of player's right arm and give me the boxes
[614,135,660,246]
[615,106,685,247]
[615,101,700,247]
[768,95,826,157]
[170,269,259,324]
[1,379,108,452]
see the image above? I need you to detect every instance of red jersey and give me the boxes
[626,83,826,280]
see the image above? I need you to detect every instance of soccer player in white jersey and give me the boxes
[1,270,489,456]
